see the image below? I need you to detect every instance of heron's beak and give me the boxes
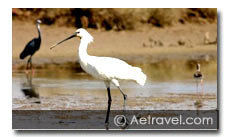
[50,33,77,50]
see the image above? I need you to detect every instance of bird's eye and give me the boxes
[77,32,80,34]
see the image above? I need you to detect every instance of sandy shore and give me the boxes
[12,21,217,70]
[13,92,216,110]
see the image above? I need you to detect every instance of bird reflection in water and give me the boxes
[21,72,40,104]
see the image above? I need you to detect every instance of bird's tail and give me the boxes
[19,50,26,59]
[132,67,147,86]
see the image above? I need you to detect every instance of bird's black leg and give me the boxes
[30,57,32,70]
[201,79,204,95]
[30,57,35,76]
[26,56,32,70]
[26,59,30,70]
[195,79,199,94]
[118,87,127,111]
[118,86,129,129]
[105,87,112,126]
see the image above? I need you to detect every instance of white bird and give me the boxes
[50,28,147,125]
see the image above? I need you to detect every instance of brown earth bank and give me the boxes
[12,20,217,72]
[13,93,216,110]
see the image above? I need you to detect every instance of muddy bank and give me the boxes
[13,93,216,110]
[13,68,217,110]
[12,20,217,72]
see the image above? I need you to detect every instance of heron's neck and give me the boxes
[36,23,41,39]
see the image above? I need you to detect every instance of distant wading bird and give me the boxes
[19,19,42,72]
[50,28,147,126]
[194,64,204,94]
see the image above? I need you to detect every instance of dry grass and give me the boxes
[182,8,217,23]
[13,8,217,30]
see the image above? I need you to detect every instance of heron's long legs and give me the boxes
[25,56,34,75]
[26,56,32,70]
[195,79,201,101]
[26,57,30,70]
[30,57,35,76]
[196,78,204,94]
[200,79,204,95]
[195,79,199,93]
[30,58,32,70]
[105,87,112,125]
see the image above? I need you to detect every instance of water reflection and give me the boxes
[12,62,217,110]
[21,73,39,98]
[194,91,204,115]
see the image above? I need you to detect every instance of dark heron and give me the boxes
[19,19,42,72]
[194,64,204,94]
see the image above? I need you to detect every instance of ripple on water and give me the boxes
[12,71,217,110]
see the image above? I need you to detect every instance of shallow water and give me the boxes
[12,68,217,110]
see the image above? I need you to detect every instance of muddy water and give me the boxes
[12,64,217,110]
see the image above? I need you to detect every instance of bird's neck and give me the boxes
[78,38,91,61]
[36,23,41,39]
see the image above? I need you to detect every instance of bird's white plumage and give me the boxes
[75,28,147,87]
[50,28,147,125]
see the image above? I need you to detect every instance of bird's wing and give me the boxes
[88,56,135,79]
[26,38,37,48]
[19,38,38,59]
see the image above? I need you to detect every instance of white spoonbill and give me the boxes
[50,28,147,125]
